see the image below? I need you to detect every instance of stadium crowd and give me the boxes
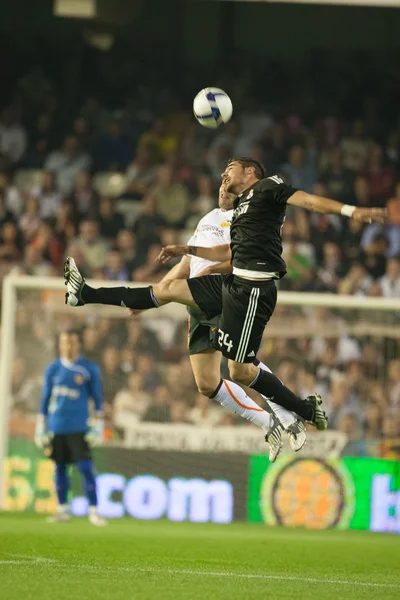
[3,59,400,455]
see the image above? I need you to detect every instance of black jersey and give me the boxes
[230,176,297,278]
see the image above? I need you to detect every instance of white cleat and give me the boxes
[265,416,284,463]
[287,420,307,452]
[89,513,108,527]
[47,512,71,523]
[64,257,86,306]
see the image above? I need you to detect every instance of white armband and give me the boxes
[340,205,356,218]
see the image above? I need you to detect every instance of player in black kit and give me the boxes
[64,157,386,433]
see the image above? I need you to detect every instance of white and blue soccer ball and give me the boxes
[193,87,233,129]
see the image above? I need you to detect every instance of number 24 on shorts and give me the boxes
[218,329,233,353]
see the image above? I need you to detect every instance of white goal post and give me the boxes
[1,272,399,508]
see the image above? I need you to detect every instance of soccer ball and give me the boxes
[193,87,233,129]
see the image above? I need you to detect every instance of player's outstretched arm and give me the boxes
[288,190,388,224]
[156,244,231,265]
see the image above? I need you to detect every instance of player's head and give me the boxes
[218,184,235,210]
[222,157,266,194]
[58,329,81,361]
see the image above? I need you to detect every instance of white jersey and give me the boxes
[187,208,233,278]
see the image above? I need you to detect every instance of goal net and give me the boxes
[1,274,399,528]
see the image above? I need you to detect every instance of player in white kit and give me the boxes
[133,185,307,461]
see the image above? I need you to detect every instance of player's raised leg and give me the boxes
[64,257,197,310]
[215,276,328,430]
[189,349,285,461]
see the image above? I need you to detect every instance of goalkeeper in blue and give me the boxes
[35,330,107,526]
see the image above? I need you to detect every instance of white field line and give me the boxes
[2,554,399,590]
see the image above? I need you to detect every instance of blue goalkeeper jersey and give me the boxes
[39,357,103,435]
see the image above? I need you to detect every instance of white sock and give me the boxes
[256,360,296,429]
[88,506,98,516]
[214,380,271,432]
[58,504,69,514]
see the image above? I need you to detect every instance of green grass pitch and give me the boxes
[1,514,399,600]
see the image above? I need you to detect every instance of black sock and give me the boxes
[250,369,312,421]
[81,284,159,309]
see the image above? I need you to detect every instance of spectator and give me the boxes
[364,403,383,440]
[0,190,17,229]
[341,119,370,172]
[142,384,171,423]
[124,146,158,200]
[19,194,41,241]
[135,353,162,392]
[116,229,138,273]
[0,172,23,216]
[315,103,343,149]
[170,399,191,424]
[113,372,152,430]
[138,118,177,161]
[82,325,103,364]
[363,144,395,206]
[32,170,62,219]
[95,115,133,171]
[150,166,190,228]
[0,221,23,263]
[192,174,216,217]
[31,219,64,267]
[361,233,388,279]
[18,244,54,276]
[104,249,129,281]
[132,194,165,264]
[319,148,355,204]
[45,134,91,195]
[382,416,399,440]
[387,359,400,414]
[378,257,400,298]
[0,107,27,164]
[263,123,288,173]
[101,346,125,406]
[189,393,222,427]
[387,182,400,226]
[339,414,368,456]
[68,219,108,274]
[125,319,163,361]
[326,373,350,430]
[96,196,125,240]
[338,263,373,296]
[317,242,344,291]
[280,145,317,194]
[67,171,99,218]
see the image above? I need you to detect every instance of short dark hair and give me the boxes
[227,157,266,180]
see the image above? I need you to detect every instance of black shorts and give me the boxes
[187,306,219,355]
[188,274,277,363]
[50,432,91,464]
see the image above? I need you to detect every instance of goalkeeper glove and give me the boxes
[34,415,52,450]
[85,417,104,447]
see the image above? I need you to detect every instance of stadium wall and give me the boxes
[4,439,400,534]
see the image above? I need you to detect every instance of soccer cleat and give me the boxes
[304,394,328,431]
[47,512,71,523]
[64,257,86,306]
[265,415,284,463]
[287,419,307,452]
[88,513,108,527]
